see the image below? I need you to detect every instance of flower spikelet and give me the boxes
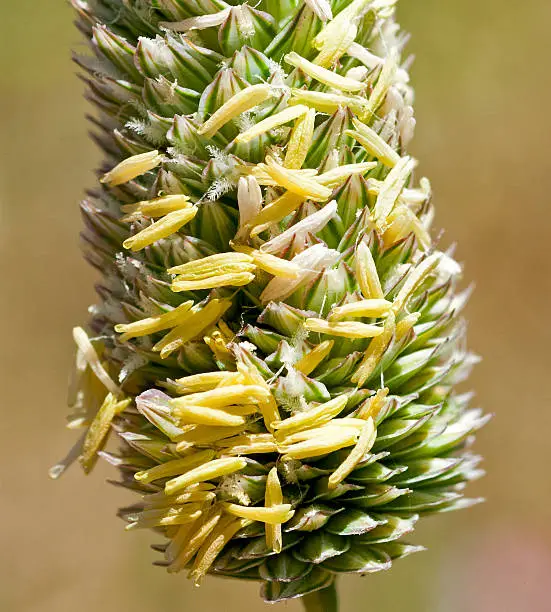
[54,0,488,606]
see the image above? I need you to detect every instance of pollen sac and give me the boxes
[58,0,486,607]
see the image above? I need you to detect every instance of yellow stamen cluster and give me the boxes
[168,253,256,292]
[153,298,232,358]
[312,0,371,67]
[90,13,443,587]
[127,371,299,580]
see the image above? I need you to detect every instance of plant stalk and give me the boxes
[302,582,339,612]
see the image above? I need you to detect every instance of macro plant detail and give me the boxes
[52,0,488,609]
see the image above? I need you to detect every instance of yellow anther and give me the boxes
[265,467,284,553]
[383,205,432,250]
[153,298,231,358]
[316,162,377,187]
[168,507,224,574]
[72,327,122,397]
[392,254,440,314]
[285,52,365,92]
[312,0,373,67]
[165,457,247,496]
[355,241,384,299]
[169,371,243,395]
[328,299,392,321]
[198,84,273,138]
[355,388,390,421]
[222,502,295,525]
[174,425,247,452]
[305,318,384,339]
[172,404,248,428]
[217,433,278,456]
[279,428,359,460]
[274,395,348,437]
[123,206,198,251]
[313,21,358,68]
[284,107,316,169]
[234,105,310,144]
[171,271,255,292]
[294,340,334,376]
[126,507,203,530]
[100,150,162,186]
[120,194,191,222]
[347,118,401,167]
[232,244,301,279]
[328,417,376,488]
[168,252,253,276]
[249,191,306,236]
[146,487,216,508]
[395,312,421,341]
[115,300,193,342]
[236,361,280,432]
[80,392,131,473]
[289,89,367,115]
[372,156,417,232]
[281,422,362,445]
[352,312,396,386]
[362,48,398,121]
[172,384,271,409]
[134,450,216,484]
[189,515,251,585]
[262,156,332,201]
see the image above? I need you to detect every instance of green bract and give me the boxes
[53,1,488,609]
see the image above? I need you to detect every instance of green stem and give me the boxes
[302,582,339,612]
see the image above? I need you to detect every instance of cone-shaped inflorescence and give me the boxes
[53,0,488,608]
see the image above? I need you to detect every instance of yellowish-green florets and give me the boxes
[52,1,487,609]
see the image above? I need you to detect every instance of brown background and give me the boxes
[2,1,550,610]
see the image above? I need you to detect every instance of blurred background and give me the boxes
[2,1,551,610]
